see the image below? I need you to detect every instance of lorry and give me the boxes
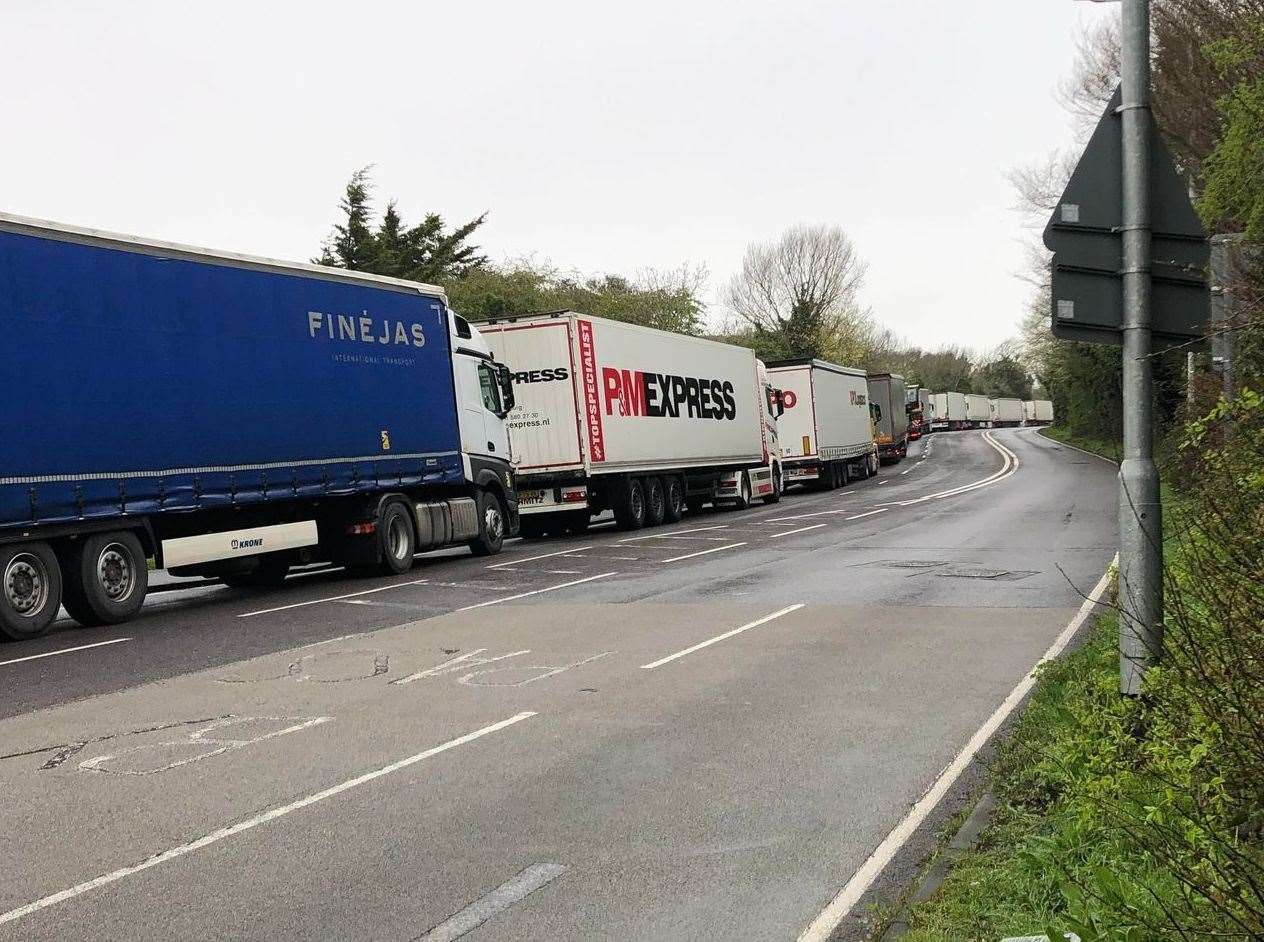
[0,213,519,640]
[931,391,967,431]
[990,398,1025,427]
[965,394,992,428]
[766,359,878,489]
[481,312,785,536]
[866,373,909,463]
[1024,399,1054,425]
[905,385,932,440]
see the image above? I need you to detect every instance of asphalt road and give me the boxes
[0,429,1117,941]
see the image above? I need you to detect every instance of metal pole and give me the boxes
[1118,0,1163,695]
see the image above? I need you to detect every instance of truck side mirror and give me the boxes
[496,363,515,417]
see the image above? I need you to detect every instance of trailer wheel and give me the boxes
[644,477,666,527]
[1,543,63,640]
[468,490,507,556]
[614,478,646,531]
[58,531,147,628]
[761,466,782,504]
[819,463,838,491]
[664,477,685,522]
[220,556,291,589]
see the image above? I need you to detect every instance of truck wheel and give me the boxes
[375,500,416,574]
[1,543,62,640]
[644,477,666,527]
[664,477,685,522]
[468,490,507,556]
[614,478,646,531]
[761,466,782,504]
[59,531,147,628]
[731,471,753,510]
[819,463,837,491]
[220,556,291,589]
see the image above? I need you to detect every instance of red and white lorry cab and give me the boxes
[480,312,786,536]
[766,359,879,490]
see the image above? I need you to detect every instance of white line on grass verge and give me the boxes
[0,712,538,928]
[796,557,1117,942]
[640,603,805,669]
[660,542,746,563]
[455,572,616,611]
[238,580,429,618]
[0,637,132,667]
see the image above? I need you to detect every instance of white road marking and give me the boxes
[876,480,888,485]
[767,524,827,538]
[617,524,730,543]
[545,569,582,575]
[660,542,747,563]
[392,649,530,686]
[640,603,805,669]
[0,712,538,928]
[845,509,888,521]
[487,546,592,570]
[900,468,912,475]
[418,863,568,942]
[887,431,1019,508]
[455,572,617,612]
[796,558,1117,942]
[238,580,429,618]
[767,505,855,522]
[0,637,131,667]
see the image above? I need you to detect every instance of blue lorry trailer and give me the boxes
[0,213,518,639]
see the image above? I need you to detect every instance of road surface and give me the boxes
[0,429,1117,940]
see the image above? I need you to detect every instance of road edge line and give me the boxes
[796,555,1118,942]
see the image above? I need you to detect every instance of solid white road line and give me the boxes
[418,863,569,942]
[0,637,132,668]
[487,546,592,569]
[640,603,805,670]
[617,524,730,543]
[237,580,429,618]
[0,712,538,929]
[454,572,617,612]
[660,542,747,563]
[796,557,1117,942]
[767,523,828,538]
[887,431,1019,508]
[845,509,888,521]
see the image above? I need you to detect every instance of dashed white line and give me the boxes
[238,580,429,618]
[418,863,569,942]
[487,546,592,570]
[0,712,538,929]
[797,559,1116,941]
[767,524,827,538]
[455,572,617,611]
[660,542,747,563]
[844,509,889,521]
[640,603,805,669]
[0,637,132,667]
[617,525,730,543]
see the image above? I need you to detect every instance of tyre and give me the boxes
[730,471,752,511]
[468,489,507,556]
[61,531,147,627]
[1,542,63,640]
[220,556,291,589]
[614,478,646,531]
[819,462,838,491]
[360,500,417,575]
[664,477,685,522]
[644,477,666,527]
[761,466,782,504]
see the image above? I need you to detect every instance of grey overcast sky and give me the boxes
[2,0,1113,352]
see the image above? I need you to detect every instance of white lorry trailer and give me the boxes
[766,359,878,490]
[481,312,784,535]
[931,391,968,431]
[965,394,992,428]
[1026,399,1054,425]
[991,398,1024,427]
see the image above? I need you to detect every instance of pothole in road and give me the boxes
[936,567,1038,581]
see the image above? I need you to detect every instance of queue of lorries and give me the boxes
[0,214,1051,639]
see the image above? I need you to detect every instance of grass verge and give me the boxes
[1037,426,1122,463]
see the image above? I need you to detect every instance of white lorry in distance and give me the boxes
[766,359,879,490]
[931,391,968,431]
[965,394,992,428]
[991,398,1024,427]
[1025,399,1054,425]
[481,312,786,536]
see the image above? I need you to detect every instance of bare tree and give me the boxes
[724,224,870,361]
